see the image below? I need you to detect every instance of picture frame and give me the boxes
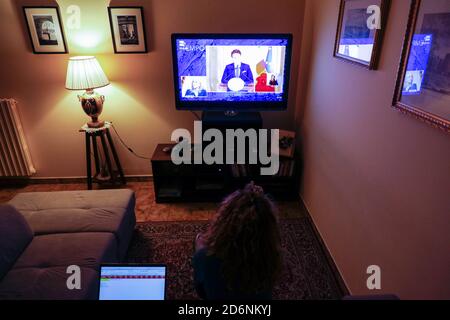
[333,0,390,69]
[278,130,296,158]
[23,6,68,54]
[108,7,148,54]
[392,0,450,132]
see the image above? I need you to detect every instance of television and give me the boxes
[172,34,293,112]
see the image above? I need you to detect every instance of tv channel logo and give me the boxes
[178,40,205,52]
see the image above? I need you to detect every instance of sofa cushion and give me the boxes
[12,232,118,270]
[8,189,134,211]
[0,266,99,300]
[9,189,136,259]
[0,205,33,281]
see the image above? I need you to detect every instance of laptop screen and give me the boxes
[99,265,166,300]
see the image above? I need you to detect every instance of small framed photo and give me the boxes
[23,6,68,54]
[278,130,296,158]
[393,0,450,132]
[108,7,148,54]
[333,0,390,69]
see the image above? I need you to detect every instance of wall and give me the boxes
[0,0,304,178]
[298,0,450,299]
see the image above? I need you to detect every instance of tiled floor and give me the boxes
[0,182,306,222]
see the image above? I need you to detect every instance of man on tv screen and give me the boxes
[174,37,290,103]
[221,49,254,87]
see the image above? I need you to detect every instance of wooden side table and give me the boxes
[80,122,126,190]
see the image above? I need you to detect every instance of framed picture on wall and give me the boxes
[278,130,296,158]
[23,6,68,54]
[333,0,390,69]
[392,0,450,132]
[108,7,148,54]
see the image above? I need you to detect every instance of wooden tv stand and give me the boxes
[151,143,299,203]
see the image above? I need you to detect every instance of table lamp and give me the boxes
[65,56,110,128]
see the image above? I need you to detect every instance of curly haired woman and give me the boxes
[193,182,282,300]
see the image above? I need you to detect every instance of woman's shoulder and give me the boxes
[194,247,208,258]
[193,248,221,265]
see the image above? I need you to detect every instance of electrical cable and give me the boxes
[191,111,201,121]
[111,123,152,160]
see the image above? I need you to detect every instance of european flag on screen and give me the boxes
[266,47,273,73]
[256,47,274,75]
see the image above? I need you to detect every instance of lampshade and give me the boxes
[65,56,110,90]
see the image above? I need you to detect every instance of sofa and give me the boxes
[0,189,136,300]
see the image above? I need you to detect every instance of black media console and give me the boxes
[151,112,299,203]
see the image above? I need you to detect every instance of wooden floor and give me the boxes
[0,181,306,222]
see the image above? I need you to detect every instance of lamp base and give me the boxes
[78,89,105,129]
[87,120,105,128]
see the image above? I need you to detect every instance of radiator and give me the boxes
[0,99,36,177]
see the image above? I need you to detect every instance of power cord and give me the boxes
[191,111,201,121]
[111,123,152,160]
[110,111,200,160]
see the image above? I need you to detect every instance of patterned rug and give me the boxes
[126,219,343,300]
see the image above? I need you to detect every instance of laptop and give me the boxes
[98,264,167,300]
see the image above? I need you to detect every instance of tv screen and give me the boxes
[172,34,293,111]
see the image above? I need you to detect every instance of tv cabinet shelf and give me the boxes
[151,144,299,203]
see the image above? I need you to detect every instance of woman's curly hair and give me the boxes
[203,182,282,294]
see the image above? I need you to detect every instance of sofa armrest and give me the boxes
[0,205,33,281]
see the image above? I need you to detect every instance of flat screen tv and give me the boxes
[172,34,293,112]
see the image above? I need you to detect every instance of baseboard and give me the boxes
[0,175,153,187]
[299,194,351,297]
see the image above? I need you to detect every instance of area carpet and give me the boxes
[126,219,343,300]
